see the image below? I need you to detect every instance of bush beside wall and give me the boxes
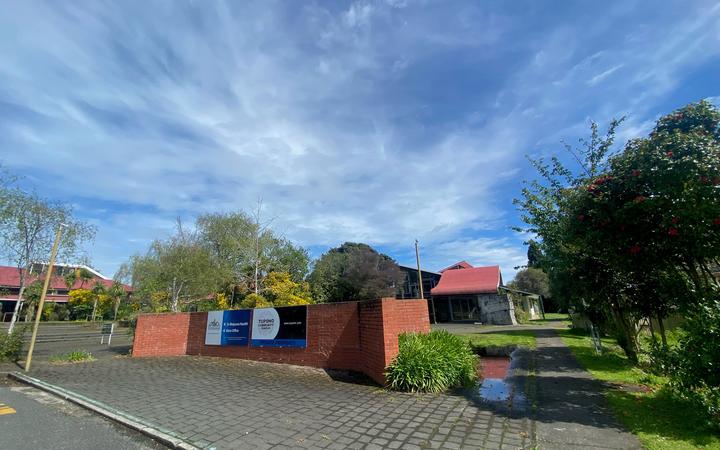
[385,330,478,393]
[0,326,26,362]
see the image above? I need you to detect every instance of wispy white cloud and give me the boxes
[0,1,718,277]
[587,64,623,86]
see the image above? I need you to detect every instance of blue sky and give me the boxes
[0,1,718,279]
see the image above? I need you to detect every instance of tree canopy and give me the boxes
[515,100,720,361]
[509,268,550,298]
[308,242,404,303]
[0,170,95,331]
[128,212,310,312]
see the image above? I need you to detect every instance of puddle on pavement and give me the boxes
[474,354,528,411]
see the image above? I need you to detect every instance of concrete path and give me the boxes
[533,329,641,449]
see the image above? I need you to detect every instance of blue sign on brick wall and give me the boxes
[205,309,251,346]
[250,305,307,348]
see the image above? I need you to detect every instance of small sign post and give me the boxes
[101,323,114,345]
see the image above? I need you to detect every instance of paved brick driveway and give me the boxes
[27,356,533,449]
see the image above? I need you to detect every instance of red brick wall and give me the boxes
[132,313,190,357]
[185,301,361,370]
[132,298,430,385]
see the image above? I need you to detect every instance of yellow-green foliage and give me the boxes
[240,293,272,309]
[264,271,312,306]
[215,293,230,309]
[68,288,113,317]
[149,291,171,312]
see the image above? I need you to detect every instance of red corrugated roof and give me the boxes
[0,266,131,292]
[431,265,501,295]
[439,260,474,273]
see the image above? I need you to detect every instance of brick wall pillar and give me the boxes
[358,298,431,385]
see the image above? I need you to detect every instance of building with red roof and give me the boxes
[438,260,474,273]
[429,261,517,324]
[0,263,131,321]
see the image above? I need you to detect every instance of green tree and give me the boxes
[0,184,95,333]
[130,220,226,312]
[567,101,720,345]
[513,117,646,359]
[196,210,310,300]
[526,240,544,269]
[308,242,404,303]
[509,268,550,298]
[21,280,44,322]
[107,281,127,320]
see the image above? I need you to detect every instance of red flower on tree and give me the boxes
[632,170,641,177]
[634,195,646,203]
[714,218,720,226]
[666,151,674,158]
[668,227,679,236]
[629,245,641,254]
[671,217,679,224]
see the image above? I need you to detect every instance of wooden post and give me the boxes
[24,225,64,372]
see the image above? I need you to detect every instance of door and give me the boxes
[450,296,479,321]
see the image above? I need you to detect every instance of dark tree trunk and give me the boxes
[611,306,638,364]
[648,317,657,343]
[657,313,667,347]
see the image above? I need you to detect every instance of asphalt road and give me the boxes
[0,379,167,450]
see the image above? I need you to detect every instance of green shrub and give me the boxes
[49,349,95,364]
[511,295,530,324]
[655,299,720,428]
[240,293,271,309]
[385,330,478,393]
[0,326,26,362]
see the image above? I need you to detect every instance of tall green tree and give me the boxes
[517,101,720,361]
[130,220,227,312]
[308,242,404,303]
[526,240,544,269]
[567,101,720,344]
[0,184,95,333]
[509,268,550,298]
[513,117,646,359]
[196,211,310,300]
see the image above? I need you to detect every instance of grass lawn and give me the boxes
[559,329,720,450]
[461,329,537,349]
[49,349,95,364]
[529,312,571,326]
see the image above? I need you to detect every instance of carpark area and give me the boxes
[22,355,533,449]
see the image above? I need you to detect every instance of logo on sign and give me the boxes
[208,318,221,329]
[252,308,280,339]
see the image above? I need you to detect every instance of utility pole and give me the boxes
[24,224,64,372]
[415,239,424,299]
[415,239,436,324]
